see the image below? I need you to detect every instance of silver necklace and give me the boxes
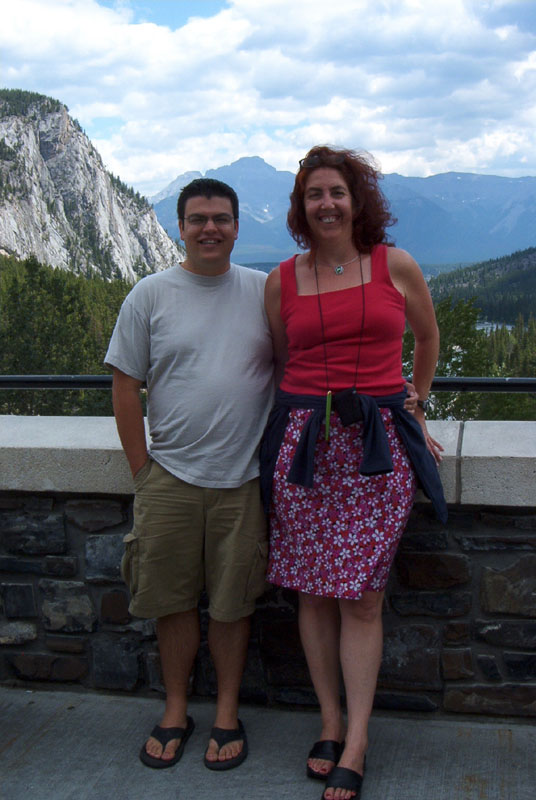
[317,253,360,275]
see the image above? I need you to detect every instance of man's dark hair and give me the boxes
[177,178,239,222]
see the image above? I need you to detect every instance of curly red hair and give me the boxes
[287,145,396,253]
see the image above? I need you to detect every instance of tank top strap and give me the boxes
[279,255,298,310]
[370,243,390,284]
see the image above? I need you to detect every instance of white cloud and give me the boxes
[1,0,536,194]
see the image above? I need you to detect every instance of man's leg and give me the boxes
[204,615,250,763]
[203,478,267,765]
[144,608,200,761]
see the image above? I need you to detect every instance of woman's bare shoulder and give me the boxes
[386,246,420,271]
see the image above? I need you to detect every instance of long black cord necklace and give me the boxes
[313,253,366,441]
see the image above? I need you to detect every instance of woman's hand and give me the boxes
[415,409,444,464]
[403,380,418,413]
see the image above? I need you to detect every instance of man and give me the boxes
[105,178,273,770]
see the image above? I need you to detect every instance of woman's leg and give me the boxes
[323,590,384,800]
[299,591,345,776]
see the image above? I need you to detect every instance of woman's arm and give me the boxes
[264,266,288,388]
[388,248,444,463]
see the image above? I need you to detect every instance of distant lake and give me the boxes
[477,322,513,331]
[239,262,277,274]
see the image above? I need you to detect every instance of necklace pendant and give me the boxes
[334,265,344,275]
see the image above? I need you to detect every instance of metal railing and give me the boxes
[0,375,535,392]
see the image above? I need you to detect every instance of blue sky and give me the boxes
[2,0,536,197]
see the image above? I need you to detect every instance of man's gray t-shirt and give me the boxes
[105,263,274,488]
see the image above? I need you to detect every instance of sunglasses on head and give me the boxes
[299,153,346,169]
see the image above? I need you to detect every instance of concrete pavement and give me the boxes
[0,685,534,800]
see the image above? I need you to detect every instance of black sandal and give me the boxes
[307,739,343,780]
[322,765,365,800]
[139,716,195,769]
[204,718,248,771]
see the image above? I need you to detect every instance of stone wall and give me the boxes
[1,416,535,718]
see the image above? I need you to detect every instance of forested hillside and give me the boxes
[428,247,536,324]
[1,254,535,419]
[0,254,130,415]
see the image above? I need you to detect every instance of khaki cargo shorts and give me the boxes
[121,459,268,622]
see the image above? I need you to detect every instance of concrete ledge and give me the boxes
[0,416,141,494]
[461,421,536,506]
[0,416,534,507]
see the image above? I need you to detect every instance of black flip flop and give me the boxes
[204,718,248,771]
[139,716,195,769]
[307,739,343,780]
[322,765,365,800]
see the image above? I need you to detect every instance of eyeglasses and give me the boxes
[299,153,346,169]
[184,214,235,228]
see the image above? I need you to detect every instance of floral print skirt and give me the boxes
[267,408,417,599]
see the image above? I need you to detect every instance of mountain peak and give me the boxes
[0,91,182,280]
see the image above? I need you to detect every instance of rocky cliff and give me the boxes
[0,90,183,281]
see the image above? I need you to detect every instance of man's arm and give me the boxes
[111,367,149,478]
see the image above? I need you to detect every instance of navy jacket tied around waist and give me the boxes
[259,389,448,523]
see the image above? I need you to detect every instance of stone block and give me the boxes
[259,620,310,687]
[0,415,137,494]
[23,497,54,514]
[45,634,86,653]
[441,648,474,680]
[193,642,216,697]
[479,511,519,528]
[373,692,438,712]
[405,506,447,532]
[461,421,536,506]
[515,515,536,530]
[443,622,471,644]
[101,590,130,624]
[7,652,87,682]
[0,620,37,644]
[65,499,126,532]
[0,511,66,554]
[503,652,536,680]
[85,534,123,582]
[43,556,78,577]
[145,650,165,694]
[38,579,97,633]
[477,655,502,682]
[1,582,37,618]
[399,531,449,551]
[474,620,536,650]
[480,556,536,617]
[128,618,156,639]
[396,553,471,589]
[390,591,471,618]
[444,510,475,530]
[444,685,536,717]
[272,687,318,706]
[455,534,536,551]
[379,625,441,690]
[240,641,269,704]
[0,496,24,510]
[417,420,459,504]
[91,634,140,690]
[0,556,43,575]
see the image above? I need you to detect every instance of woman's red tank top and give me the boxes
[279,244,406,396]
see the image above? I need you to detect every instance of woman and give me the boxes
[262,146,446,800]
